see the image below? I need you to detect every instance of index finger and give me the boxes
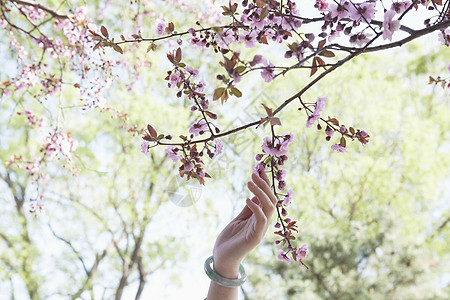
[259,170,271,186]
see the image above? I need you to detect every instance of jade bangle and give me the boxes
[204,256,247,287]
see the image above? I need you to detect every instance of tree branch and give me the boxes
[8,0,69,19]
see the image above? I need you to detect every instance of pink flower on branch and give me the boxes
[391,1,411,14]
[156,22,166,36]
[277,249,292,264]
[23,109,36,125]
[188,119,208,136]
[165,146,181,162]
[348,2,376,22]
[141,141,150,158]
[315,0,329,12]
[260,61,275,83]
[296,244,309,260]
[282,190,294,206]
[383,10,400,41]
[331,144,348,153]
[306,97,327,128]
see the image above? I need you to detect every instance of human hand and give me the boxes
[211,171,278,279]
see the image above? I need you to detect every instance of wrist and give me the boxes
[212,258,240,279]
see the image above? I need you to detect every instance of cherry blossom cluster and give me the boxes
[4,125,78,215]
[300,96,370,153]
[140,47,223,184]
[252,121,308,265]
[141,124,223,185]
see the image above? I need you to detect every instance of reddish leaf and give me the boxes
[260,35,268,44]
[261,103,273,117]
[166,22,175,33]
[204,111,217,119]
[270,117,282,126]
[221,89,229,104]
[147,124,157,139]
[175,47,182,63]
[100,26,108,38]
[93,41,102,51]
[112,44,123,54]
[310,57,318,77]
[316,56,327,70]
[318,39,326,49]
[328,117,339,126]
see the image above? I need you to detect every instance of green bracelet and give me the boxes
[204,256,247,287]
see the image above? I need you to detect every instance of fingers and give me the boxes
[251,172,277,206]
[258,170,271,186]
[245,198,267,231]
[248,180,274,217]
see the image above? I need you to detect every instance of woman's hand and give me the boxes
[212,171,278,278]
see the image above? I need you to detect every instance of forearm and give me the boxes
[206,260,240,300]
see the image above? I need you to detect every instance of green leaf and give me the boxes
[319,50,335,57]
[230,87,242,97]
[213,87,225,100]
[349,127,355,135]
[340,136,346,147]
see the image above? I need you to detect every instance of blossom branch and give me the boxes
[8,0,69,19]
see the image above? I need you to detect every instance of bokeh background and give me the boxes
[0,0,449,299]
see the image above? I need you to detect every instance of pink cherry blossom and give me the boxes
[282,190,294,206]
[391,1,411,14]
[262,137,289,156]
[277,249,292,264]
[141,141,150,158]
[185,66,199,78]
[261,61,275,83]
[348,2,376,22]
[165,146,181,162]
[188,119,208,136]
[169,71,182,88]
[156,22,165,36]
[281,132,295,148]
[350,32,372,47]
[383,10,400,41]
[437,28,449,46]
[329,0,350,20]
[240,30,258,48]
[306,113,320,128]
[316,97,327,113]
[315,0,329,11]
[306,97,327,128]
[331,144,348,153]
[25,158,40,176]
[250,55,264,66]
[183,160,194,172]
[325,126,334,136]
[24,109,36,125]
[296,244,309,259]
[214,140,223,157]
[275,169,287,181]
